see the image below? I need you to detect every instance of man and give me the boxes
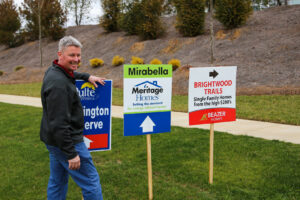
[40,36,104,200]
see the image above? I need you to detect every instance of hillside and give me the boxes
[0,5,299,95]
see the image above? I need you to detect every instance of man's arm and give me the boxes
[74,72,105,88]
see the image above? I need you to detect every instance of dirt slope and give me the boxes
[0,5,300,95]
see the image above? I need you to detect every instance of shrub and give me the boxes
[89,58,104,68]
[138,0,164,40]
[14,65,25,72]
[119,0,164,40]
[174,0,205,37]
[215,0,253,29]
[150,58,162,65]
[119,1,144,35]
[0,70,4,76]
[112,55,124,66]
[168,59,181,71]
[131,56,144,64]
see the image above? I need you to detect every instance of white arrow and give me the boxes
[140,116,156,133]
[83,136,93,149]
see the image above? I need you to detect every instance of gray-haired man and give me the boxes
[40,36,104,200]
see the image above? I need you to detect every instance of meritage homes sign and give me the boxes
[123,64,172,136]
[189,66,237,125]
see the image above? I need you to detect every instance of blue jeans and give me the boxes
[46,142,103,200]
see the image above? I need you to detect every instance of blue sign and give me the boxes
[124,111,171,136]
[76,80,112,151]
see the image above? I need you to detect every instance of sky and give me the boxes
[14,0,104,27]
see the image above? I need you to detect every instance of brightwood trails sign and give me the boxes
[188,66,237,125]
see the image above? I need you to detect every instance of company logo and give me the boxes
[132,81,163,102]
[201,114,208,121]
[132,81,163,95]
[77,82,96,100]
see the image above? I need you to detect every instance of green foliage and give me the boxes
[131,56,144,64]
[138,0,165,40]
[19,0,67,41]
[0,70,4,76]
[0,0,22,47]
[174,0,205,37]
[168,58,181,71]
[119,1,144,35]
[119,0,164,40]
[215,0,253,29]
[150,58,162,64]
[100,0,121,32]
[89,58,104,68]
[112,55,124,66]
[14,65,25,72]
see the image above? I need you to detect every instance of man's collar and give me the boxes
[53,60,74,78]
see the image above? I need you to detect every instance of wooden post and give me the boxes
[146,134,153,200]
[209,123,214,184]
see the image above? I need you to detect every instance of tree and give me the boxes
[0,0,22,47]
[215,0,253,29]
[119,0,144,35]
[119,0,164,40]
[139,0,164,40]
[174,0,206,37]
[20,0,67,41]
[65,0,92,26]
[100,0,121,32]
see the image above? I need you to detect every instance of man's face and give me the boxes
[57,46,81,72]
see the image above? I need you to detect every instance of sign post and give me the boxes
[76,80,112,151]
[188,66,237,184]
[147,134,153,200]
[123,64,172,200]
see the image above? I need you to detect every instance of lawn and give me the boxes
[0,82,300,125]
[0,102,299,199]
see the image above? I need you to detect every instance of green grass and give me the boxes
[0,83,300,125]
[0,102,299,199]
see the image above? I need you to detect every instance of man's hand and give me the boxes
[68,155,80,170]
[88,75,106,88]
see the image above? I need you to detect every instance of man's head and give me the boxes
[57,36,82,72]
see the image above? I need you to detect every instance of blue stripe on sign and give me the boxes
[124,111,171,136]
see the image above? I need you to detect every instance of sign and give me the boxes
[123,64,172,136]
[76,80,112,151]
[188,66,237,125]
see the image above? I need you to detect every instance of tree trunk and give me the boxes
[38,0,44,68]
[277,0,282,6]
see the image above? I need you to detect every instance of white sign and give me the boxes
[123,64,172,136]
[188,66,237,125]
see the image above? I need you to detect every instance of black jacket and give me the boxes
[40,62,90,159]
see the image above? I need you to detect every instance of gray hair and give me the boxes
[58,36,82,51]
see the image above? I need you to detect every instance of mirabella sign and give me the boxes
[188,66,237,125]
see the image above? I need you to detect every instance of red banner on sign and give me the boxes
[85,134,109,150]
[189,108,236,125]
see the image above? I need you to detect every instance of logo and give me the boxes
[132,81,163,102]
[81,82,95,90]
[77,82,96,100]
[132,81,163,95]
[201,114,208,121]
